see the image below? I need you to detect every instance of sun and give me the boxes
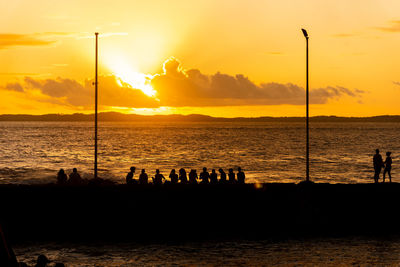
[105,55,157,97]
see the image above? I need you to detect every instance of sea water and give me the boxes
[0,121,398,184]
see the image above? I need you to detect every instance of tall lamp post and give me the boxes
[301,28,310,182]
[94,32,99,179]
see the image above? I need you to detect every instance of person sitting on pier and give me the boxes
[35,254,51,267]
[139,169,148,184]
[56,169,67,185]
[153,169,165,185]
[219,168,227,183]
[237,167,246,184]
[169,169,178,184]
[199,167,210,184]
[179,168,187,184]
[383,152,392,183]
[126,166,136,185]
[373,149,384,183]
[210,169,218,184]
[68,168,83,185]
[188,169,198,184]
[228,168,236,183]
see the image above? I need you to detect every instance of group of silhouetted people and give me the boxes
[56,168,84,185]
[373,149,392,183]
[126,167,246,185]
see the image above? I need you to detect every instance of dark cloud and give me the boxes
[5,83,24,92]
[1,58,365,109]
[376,20,400,32]
[10,76,159,108]
[151,57,365,107]
[0,34,56,49]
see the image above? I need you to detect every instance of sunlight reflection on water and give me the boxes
[0,121,398,184]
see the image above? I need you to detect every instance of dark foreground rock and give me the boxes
[0,183,399,242]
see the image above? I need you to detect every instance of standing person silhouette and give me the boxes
[126,166,136,184]
[373,149,384,183]
[383,152,392,183]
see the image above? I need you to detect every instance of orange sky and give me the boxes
[1,0,400,117]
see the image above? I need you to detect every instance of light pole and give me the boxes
[94,32,99,179]
[301,28,310,182]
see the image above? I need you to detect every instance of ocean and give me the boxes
[0,121,397,184]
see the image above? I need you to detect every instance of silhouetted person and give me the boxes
[139,169,148,184]
[383,152,392,183]
[373,149,384,183]
[169,169,178,184]
[153,169,165,185]
[179,168,187,184]
[219,168,227,183]
[199,167,210,184]
[54,264,65,267]
[126,166,136,184]
[56,169,67,185]
[210,169,218,184]
[228,168,236,183]
[35,254,50,267]
[189,169,198,184]
[68,168,83,185]
[237,167,245,184]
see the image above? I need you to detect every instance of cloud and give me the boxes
[5,83,24,92]
[0,33,56,49]
[1,58,365,109]
[394,81,400,86]
[376,20,400,32]
[151,57,365,107]
[7,75,159,108]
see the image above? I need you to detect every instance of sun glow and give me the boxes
[106,55,157,97]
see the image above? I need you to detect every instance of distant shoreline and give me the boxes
[1,112,400,122]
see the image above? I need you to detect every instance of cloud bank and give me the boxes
[2,57,364,109]
[152,57,364,107]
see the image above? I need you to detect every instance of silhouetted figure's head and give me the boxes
[219,168,224,173]
[387,151,392,156]
[376,149,380,154]
[203,167,207,172]
[58,169,65,174]
[229,168,233,173]
[130,167,135,172]
[73,168,77,173]
[212,169,216,173]
[238,167,242,172]
[171,169,175,174]
[142,169,145,173]
[36,254,50,267]
[156,169,160,174]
